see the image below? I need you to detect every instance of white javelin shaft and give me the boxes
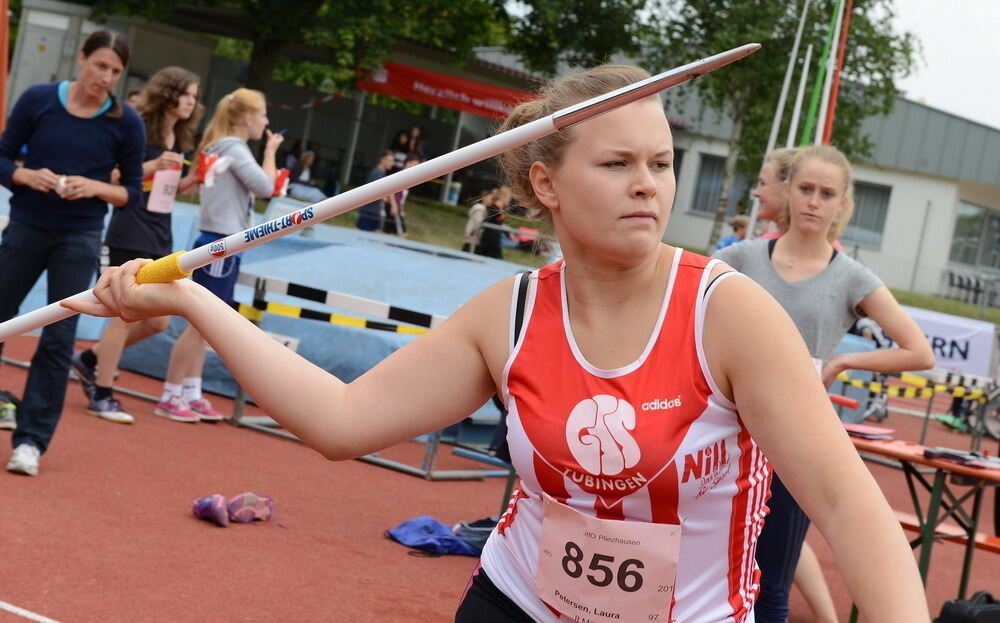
[0,43,760,343]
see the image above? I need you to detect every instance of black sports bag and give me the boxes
[935,592,1000,623]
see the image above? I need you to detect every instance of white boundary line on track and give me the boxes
[0,601,62,623]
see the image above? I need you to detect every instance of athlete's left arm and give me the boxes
[821,286,935,386]
[702,271,930,623]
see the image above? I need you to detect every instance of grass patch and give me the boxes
[890,289,1000,324]
[320,195,553,268]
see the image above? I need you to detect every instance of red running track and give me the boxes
[0,335,996,622]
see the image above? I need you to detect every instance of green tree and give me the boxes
[87,0,502,90]
[85,0,655,91]
[646,0,917,249]
[504,0,652,75]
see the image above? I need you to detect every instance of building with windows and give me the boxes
[475,46,1000,298]
[661,89,1000,298]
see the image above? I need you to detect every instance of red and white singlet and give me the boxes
[480,250,772,622]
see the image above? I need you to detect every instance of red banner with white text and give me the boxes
[356,62,535,120]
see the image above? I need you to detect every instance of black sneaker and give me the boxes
[71,351,97,400]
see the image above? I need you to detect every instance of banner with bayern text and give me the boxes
[886,306,997,378]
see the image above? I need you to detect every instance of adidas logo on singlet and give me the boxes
[640,395,682,412]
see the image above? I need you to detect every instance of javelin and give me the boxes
[0,43,760,343]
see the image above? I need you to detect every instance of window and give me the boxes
[672,148,685,188]
[728,173,751,218]
[950,201,1000,270]
[979,211,1000,270]
[691,153,725,215]
[842,181,891,248]
[950,202,983,265]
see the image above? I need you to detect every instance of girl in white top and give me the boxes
[66,64,930,622]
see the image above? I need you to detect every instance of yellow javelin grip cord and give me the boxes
[135,251,192,284]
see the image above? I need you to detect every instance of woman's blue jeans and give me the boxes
[0,220,101,453]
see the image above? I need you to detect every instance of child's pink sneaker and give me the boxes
[187,398,224,422]
[227,492,285,527]
[154,395,199,423]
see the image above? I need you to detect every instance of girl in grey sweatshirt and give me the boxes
[153,88,284,423]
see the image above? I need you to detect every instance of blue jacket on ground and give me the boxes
[0,82,145,232]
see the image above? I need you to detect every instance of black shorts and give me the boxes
[455,566,534,623]
[104,246,166,272]
[382,212,406,235]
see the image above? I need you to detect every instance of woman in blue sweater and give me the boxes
[0,31,145,476]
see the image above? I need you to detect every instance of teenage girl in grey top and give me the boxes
[715,144,933,622]
[154,88,283,423]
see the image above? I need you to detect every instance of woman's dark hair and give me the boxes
[407,125,427,160]
[81,30,130,66]
[389,130,409,151]
[80,30,130,119]
[138,66,204,152]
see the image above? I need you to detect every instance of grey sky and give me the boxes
[892,0,1000,129]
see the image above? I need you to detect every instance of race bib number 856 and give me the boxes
[535,494,680,622]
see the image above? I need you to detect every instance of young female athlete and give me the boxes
[65,65,930,622]
[716,144,934,622]
[72,66,204,425]
[152,88,283,423]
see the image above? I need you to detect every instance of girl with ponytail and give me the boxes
[153,88,283,423]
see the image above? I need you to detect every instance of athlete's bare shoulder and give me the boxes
[446,273,521,384]
[708,258,736,281]
[700,267,789,400]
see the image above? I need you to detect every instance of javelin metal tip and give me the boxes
[553,43,762,129]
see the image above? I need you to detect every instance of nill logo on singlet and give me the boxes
[681,439,731,500]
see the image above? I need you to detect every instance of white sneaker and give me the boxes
[7,443,40,476]
[86,396,135,424]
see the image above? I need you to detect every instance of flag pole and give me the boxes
[798,0,842,145]
[815,0,846,145]
[747,0,811,239]
[822,0,853,144]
